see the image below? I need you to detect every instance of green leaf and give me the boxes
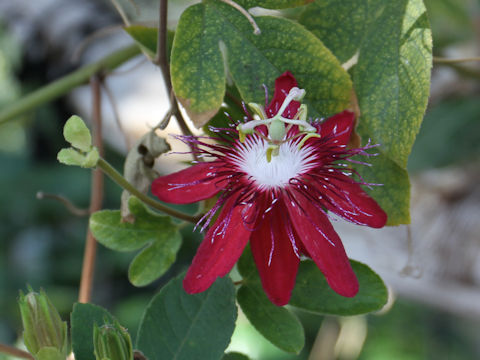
[299,0,369,63]
[71,303,115,360]
[300,0,432,225]
[89,197,182,286]
[290,260,388,315]
[235,0,313,9]
[237,248,305,353]
[354,0,432,168]
[136,274,237,360]
[57,147,100,168]
[63,115,92,152]
[355,153,411,225]
[222,353,251,360]
[170,0,352,127]
[237,285,305,353]
[57,148,86,166]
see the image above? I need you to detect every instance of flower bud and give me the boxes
[18,289,68,359]
[93,320,133,360]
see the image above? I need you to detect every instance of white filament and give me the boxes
[232,136,318,190]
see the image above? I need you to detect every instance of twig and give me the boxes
[433,56,480,64]
[0,45,140,125]
[72,25,125,63]
[436,62,480,81]
[36,191,89,216]
[220,0,261,35]
[0,343,34,360]
[96,158,201,223]
[110,0,131,26]
[78,75,105,304]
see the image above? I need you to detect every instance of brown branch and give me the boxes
[433,56,480,64]
[0,343,34,360]
[154,0,200,161]
[78,75,105,303]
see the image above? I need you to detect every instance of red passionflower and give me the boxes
[152,72,387,306]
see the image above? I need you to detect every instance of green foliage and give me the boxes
[237,286,305,354]
[290,260,388,315]
[170,0,351,126]
[355,0,432,168]
[89,197,182,286]
[299,0,368,63]
[300,0,432,225]
[71,303,115,360]
[237,249,305,354]
[58,115,99,168]
[63,115,92,152]
[136,274,237,360]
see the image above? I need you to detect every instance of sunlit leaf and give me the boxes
[170,0,351,126]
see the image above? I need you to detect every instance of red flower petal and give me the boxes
[151,163,226,204]
[250,201,300,306]
[317,110,355,146]
[266,71,300,119]
[285,192,359,297]
[183,196,252,293]
[319,174,387,228]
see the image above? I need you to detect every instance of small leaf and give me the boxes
[136,274,237,360]
[235,0,313,9]
[89,197,182,286]
[237,248,305,353]
[170,1,351,127]
[222,352,251,360]
[57,148,86,166]
[57,147,99,168]
[63,115,92,152]
[290,260,388,315]
[71,303,115,360]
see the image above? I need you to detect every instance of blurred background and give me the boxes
[0,0,479,359]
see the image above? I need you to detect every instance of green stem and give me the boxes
[0,44,140,125]
[97,158,200,223]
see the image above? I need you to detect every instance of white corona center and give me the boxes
[233,136,318,190]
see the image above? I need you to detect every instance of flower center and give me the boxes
[233,135,317,190]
